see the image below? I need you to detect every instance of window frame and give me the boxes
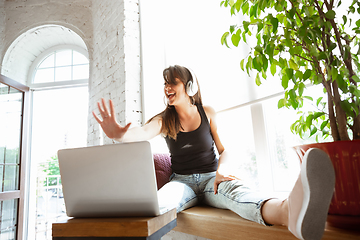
[0,74,30,240]
[25,45,89,239]
[27,45,89,90]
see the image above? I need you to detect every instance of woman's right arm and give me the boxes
[92,98,162,142]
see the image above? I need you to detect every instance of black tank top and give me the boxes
[165,104,218,174]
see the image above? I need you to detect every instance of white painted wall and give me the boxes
[88,0,142,146]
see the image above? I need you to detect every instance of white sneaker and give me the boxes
[288,148,335,240]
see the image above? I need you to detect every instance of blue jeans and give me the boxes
[157,172,271,226]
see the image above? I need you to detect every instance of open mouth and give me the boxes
[167,92,175,101]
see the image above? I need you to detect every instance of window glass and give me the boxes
[55,50,72,67]
[73,51,88,65]
[263,85,328,192]
[0,199,18,239]
[0,84,22,192]
[33,49,89,84]
[38,54,55,69]
[73,65,89,80]
[34,68,54,83]
[55,66,72,82]
[30,87,88,240]
[4,166,19,192]
[217,106,259,190]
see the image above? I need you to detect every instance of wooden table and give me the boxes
[52,208,176,240]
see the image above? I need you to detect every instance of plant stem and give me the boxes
[332,80,350,140]
[324,81,340,141]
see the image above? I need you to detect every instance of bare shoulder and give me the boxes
[203,105,216,120]
[150,115,162,124]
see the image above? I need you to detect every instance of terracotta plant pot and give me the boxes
[293,140,360,230]
[293,140,360,216]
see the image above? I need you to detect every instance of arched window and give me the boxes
[29,46,89,88]
[33,49,89,83]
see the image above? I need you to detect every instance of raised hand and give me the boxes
[92,98,131,140]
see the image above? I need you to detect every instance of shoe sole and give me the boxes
[297,148,335,240]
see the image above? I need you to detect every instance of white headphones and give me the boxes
[186,68,199,97]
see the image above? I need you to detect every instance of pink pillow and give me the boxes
[153,153,172,190]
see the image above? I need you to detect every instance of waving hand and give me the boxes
[92,98,131,140]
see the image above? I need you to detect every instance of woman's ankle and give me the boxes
[261,198,289,226]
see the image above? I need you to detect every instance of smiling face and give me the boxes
[163,65,202,107]
[164,78,187,106]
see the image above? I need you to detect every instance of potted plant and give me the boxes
[220,0,360,228]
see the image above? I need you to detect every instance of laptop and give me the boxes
[58,141,168,217]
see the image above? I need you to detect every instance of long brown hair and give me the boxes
[147,65,202,140]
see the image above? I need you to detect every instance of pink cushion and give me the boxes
[153,153,172,190]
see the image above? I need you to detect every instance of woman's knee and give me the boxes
[158,181,197,211]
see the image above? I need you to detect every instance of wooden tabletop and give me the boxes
[52,208,176,238]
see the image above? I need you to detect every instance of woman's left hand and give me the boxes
[213,169,240,195]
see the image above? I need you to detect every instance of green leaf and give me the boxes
[343,15,347,25]
[303,69,312,80]
[246,56,252,76]
[257,22,264,33]
[352,75,360,82]
[278,98,286,108]
[289,59,299,70]
[261,69,267,79]
[221,32,230,48]
[254,45,263,54]
[255,72,261,86]
[310,127,317,137]
[320,120,329,131]
[270,17,279,33]
[336,74,347,91]
[303,96,313,101]
[240,58,245,71]
[298,82,305,96]
[356,19,360,28]
[306,114,313,128]
[325,10,336,20]
[242,1,249,14]
[313,112,325,119]
[231,32,241,47]
[252,57,261,72]
[242,31,247,43]
[289,89,297,100]
[330,67,339,80]
[340,100,352,113]
[329,42,337,51]
[285,68,294,79]
[235,0,241,12]
[262,54,268,72]
[316,97,323,107]
[282,75,289,89]
[243,21,250,33]
[270,62,277,76]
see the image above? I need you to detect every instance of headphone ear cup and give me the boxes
[186,68,199,97]
[186,80,197,97]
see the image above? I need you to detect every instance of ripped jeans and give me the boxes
[157,171,271,226]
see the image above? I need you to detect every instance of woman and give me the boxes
[93,65,335,240]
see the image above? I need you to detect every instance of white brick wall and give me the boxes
[1,0,93,84]
[0,1,5,72]
[88,0,142,146]
[4,0,92,45]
